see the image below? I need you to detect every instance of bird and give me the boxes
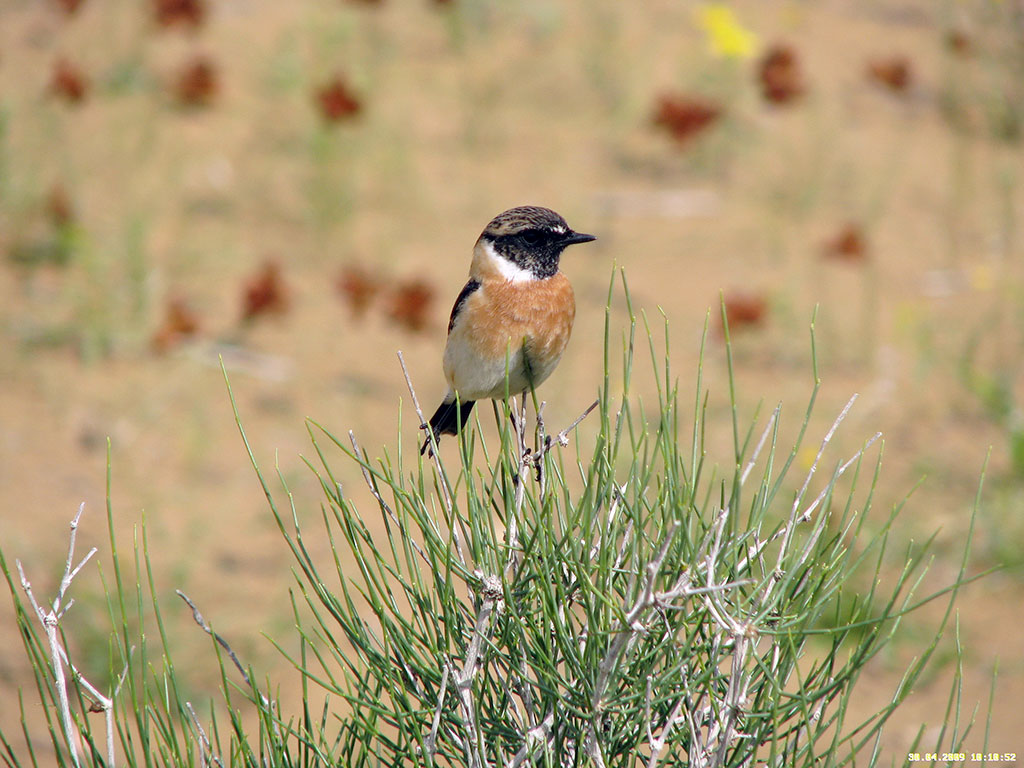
[421,206,596,455]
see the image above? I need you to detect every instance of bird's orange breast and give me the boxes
[460,273,575,369]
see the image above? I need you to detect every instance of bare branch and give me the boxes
[15,505,116,768]
[18,559,81,768]
[176,590,252,687]
[55,503,85,609]
[424,665,450,759]
[740,405,780,485]
[511,394,529,530]
[647,694,685,768]
[530,398,600,471]
[592,483,627,564]
[447,574,502,768]
[114,649,133,696]
[732,415,880,584]
[584,522,690,761]
[797,432,882,525]
[397,350,466,565]
[17,561,45,621]
[65,549,97,596]
[713,629,753,766]
[176,590,283,742]
[775,395,858,574]
[558,398,600,446]
[509,711,556,768]
[186,701,224,768]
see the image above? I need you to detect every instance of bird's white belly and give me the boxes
[443,333,558,401]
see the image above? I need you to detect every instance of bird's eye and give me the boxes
[520,230,542,246]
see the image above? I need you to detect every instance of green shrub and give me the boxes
[1,274,986,767]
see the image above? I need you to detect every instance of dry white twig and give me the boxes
[769,678,832,767]
[775,395,858,575]
[686,399,876,766]
[397,350,467,565]
[177,591,253,685]
[589,483,627,565]
[16,504,112,768]
[532,398,600,462]
[645,680,686,768]
[512,396,599,571]
[584,523,700,762]
[510,394,529,553]
[186,701,224,768]
[712,629,753,765]
[732,430,881,581]
[59,643,131,768]
[423,665,450,759]
[509,711,556,768]
[741,405,780,486]
[445,574,502,768]
[176,590,281,741]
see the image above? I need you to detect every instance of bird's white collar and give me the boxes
[481,240,537,283]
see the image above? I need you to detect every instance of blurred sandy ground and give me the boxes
[1,0,1022,759]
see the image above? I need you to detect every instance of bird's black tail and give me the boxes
[421,399,476,455]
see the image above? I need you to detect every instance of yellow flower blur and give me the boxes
[696,4,760,59]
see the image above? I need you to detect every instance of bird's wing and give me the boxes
[447,278,481,335]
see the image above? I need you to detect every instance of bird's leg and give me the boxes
[503,394,527,453]
[533,398,546,449]
[519,343,537,457]
[506,402,519,435]
[506,395,531,564]
[419,421,436,458]
[518,393,530,460]
[533,400,549,485]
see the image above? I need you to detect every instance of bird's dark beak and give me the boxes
[561,231,597,246]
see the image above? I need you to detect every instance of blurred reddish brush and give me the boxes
[720,291,767,335]
[945,29,972,57]
[652,93,721,146]
[386,279,434,332]
[54,0,86,15]
[46,184,75,228]
[337,265,381,318]
[153,0,205,29]
[315,76,362,122]
[50,58,88,104]
[758,44,805,105]
[152,296,200,353]
[867,56,912,94]
[174,56,218,106]
[822,223,868,263]
[241,260,289,322]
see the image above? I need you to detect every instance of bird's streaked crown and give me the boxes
[478,206,595,280]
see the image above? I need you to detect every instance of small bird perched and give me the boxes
[422,206,596,454]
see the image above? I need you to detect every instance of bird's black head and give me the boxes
[479,206,596,279]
